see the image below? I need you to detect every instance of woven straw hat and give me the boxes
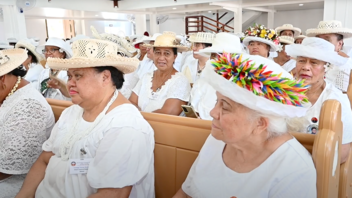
[0,49,28,76]
[285,37,348,67]
[47,39,139,74]
[275,24,301,37]
[188,32,215,44]
[15,39,44,63]
[306,20,352,38]
[294,35,307,41]
[151,32,189,52]
[278,36,294,44]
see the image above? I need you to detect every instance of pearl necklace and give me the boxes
[5,76,21,100]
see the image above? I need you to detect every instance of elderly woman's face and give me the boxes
[66,68,111,106]
[210,92,258,143]
[295,56,326,85]
[153,47,177,71]
[248,41,270,58]
[44,45,66,59]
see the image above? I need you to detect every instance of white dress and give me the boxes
[0,84,55,198]
[281,59,296,73]
[181,58,199,84]
[290,81,352,144]
[24,63,44,84]
[35,103,155,198]
[133,72,191,112]
[36,67,71,101]
[182,135,317,198]
[190,77,216,120]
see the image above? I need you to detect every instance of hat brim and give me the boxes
[47,56,139,74]
[0,49,28,76]
[202,61,309,118]
[0,45,14,49]
[285,44,349,67]
[194,46,244,57]
[276,27,301,37]
[15,41,44,63]
[243,37,277,52]
[151,45,189,52]
[306,28,352,39]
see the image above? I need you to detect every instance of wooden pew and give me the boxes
[46,98,342,198]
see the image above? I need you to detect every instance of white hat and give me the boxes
[143,33,162,44]
[275,24,301,37]
[0,41,14,49]
[188,32,215,44]
[285,37,348,67]
[306,20,352,39]
[243,24,278,52]
[294,35,307,41]
[36,37,73,59]
[7,38,18,43]
[133,36,150,45]
[278,36,294,44]
[0,49,28,76]
[15,39,44,63]
[195,33,243,57]
[47,39,139,74]
[202,53,309,117]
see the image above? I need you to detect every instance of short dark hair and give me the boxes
[94,66,124,89]
[336,33,344,41]
[280,30,295,36]
[202,43,212,48]
[8,66,27,77]
[19,47,38,64]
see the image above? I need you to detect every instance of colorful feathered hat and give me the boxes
[202,53,310,117]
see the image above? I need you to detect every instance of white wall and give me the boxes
[82,20,133,38]
[0,22,5,41]
[25,18,47,45]
[159,18,185,35]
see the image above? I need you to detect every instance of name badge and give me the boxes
[69,158,92,174]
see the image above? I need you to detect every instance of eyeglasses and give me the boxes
[42,48,61,54]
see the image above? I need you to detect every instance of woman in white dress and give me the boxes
[130,32,191,115]
[190,33,244,120]
[273,36,296,73]
[36,37,73,100]
[15,39,44,84]
[243,24,278,58]
[0,49,55,198]
[181,32,214,84]
[174,53,316,198]
[16,39,155,198]
[286,37,352,164]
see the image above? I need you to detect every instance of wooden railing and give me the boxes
[185,15,234,35]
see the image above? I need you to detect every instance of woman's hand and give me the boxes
[47,76,71,98]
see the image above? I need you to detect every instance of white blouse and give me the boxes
[35,104,155,198]
[24,63,44,84]
[181,57,199,84]
[0,84,55,197]
[182,135,317,198]
[133,72,191,112]
[282,59,296,73]
[190,78,216,120]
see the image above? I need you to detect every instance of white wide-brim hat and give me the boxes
[151,31,189,52]
[285,37,348,67]
[0,49,28,76]
[0,41,14,49]
[143,33,162,44]
[15,39,44,63]
[243,36,277,52]
[278,36,294,44]
[202,53,309,117]
[133,36,150,45]
[37,37,73,59]
[306,20,352,39]
[275,24,301,37]
[195,32,244,57]
[188,32,215,44]
[47,39,139,74]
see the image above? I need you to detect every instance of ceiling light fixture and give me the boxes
[299,4,304,6]
[208,11,212,13]
[95,15,99,16]
[173,7,177,10]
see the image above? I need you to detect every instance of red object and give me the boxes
[134,43,140,49]
[311,117,318,123]
[144,31,149,36]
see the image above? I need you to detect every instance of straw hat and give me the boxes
[0,41,14,49]
[243,24,279,52]
[151,31,189,52]
[0,49,28,76]
[294,35,307,42]
[285,37,348,67]
[47,39,139,74]
[278,36,294,44]
[275,24,301,37]
[195,32,244,57]
[15,39,44,63]
[70,35,90,44]
[202,53,309,117]
[306,20,352,38]
[188,32,215,44]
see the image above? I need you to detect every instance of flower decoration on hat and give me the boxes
[0,51,10,65]
[245,24,279,44]
[211,53,309,106]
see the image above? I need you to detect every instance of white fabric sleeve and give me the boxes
[132,76,143,97]
[87,127,154,188]
[181,155,201,197]
[0,99,49,174]
[167,75,191,102]
[269,168,317,198]
[120,71,139,99]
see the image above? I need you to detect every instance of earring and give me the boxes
[2,84,6,90]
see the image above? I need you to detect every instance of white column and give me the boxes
[2,5,27,40]
[149,13,160,34]
[267,12,274,29]
[135,14,147,35]
[232,6,242,33]
[324,0,352,45]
